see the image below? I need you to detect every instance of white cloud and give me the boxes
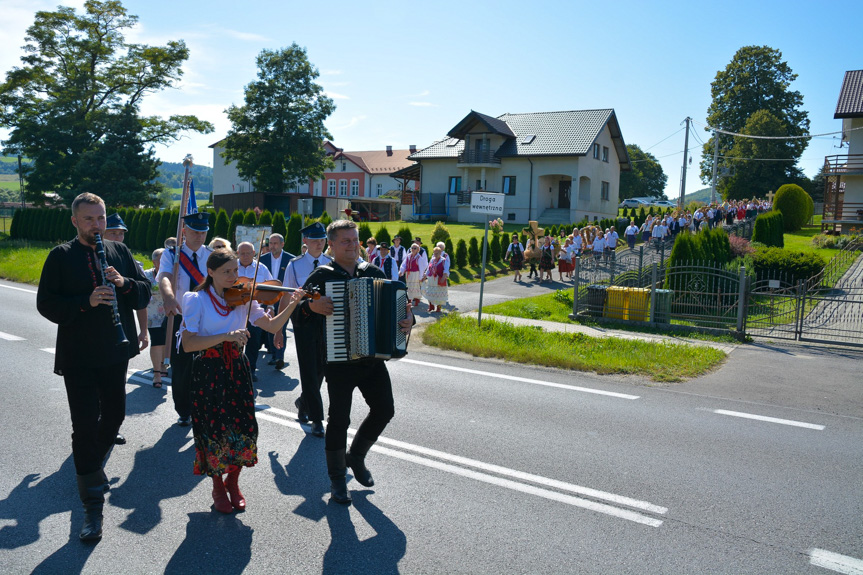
[220,28,271,43]
[411,90,430,97]
[331,115,367,131]
[325,91,350,100]
[409,102,437,107]
[320,69,343,76]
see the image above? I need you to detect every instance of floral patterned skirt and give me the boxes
[191,342,258,476]
[539,250,555,271]
[405,271,423,301]
[508,251,524,271]
[421,278,448,306]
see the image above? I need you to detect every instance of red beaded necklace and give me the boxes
[207,287,232,317]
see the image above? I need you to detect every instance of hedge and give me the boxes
[751,247,825,284]
[773,184,812,231]
[752,211,784,248]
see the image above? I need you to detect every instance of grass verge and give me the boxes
[422,314,726,382]
[0,239,151,285]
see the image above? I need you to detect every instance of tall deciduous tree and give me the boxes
[700,46,809,196]
[619,144,668,199]
[0,0,213,205]
[222,44,336,194]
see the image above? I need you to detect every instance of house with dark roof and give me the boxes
[823,70,863,233]
[209,139,416,220]
[406,109,630,224]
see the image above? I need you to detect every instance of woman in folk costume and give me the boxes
[558,237,575,280]
[504,233,525,282]
[180,248,305,513]
[538,236,556,281]
[399,242,428,307]
[524,238,540,280]
[422,246,449,313]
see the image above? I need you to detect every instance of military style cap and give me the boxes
[106,213,128,231]
[183,212,210,232]
[300,221,327,239]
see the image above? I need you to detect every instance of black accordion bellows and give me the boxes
[325,278,408,362]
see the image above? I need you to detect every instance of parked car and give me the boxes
[619,198,650,209]
[651,200,677,209]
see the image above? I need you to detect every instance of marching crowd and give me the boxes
[504,198,772,282]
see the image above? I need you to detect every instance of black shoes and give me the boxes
[77,471,104,542]
[310,421,325,437]
[274,359,285,370]
[325,449,352,505]
[294,397,309,423]
[346,436,375,487]
[114,433,126,445]
[177,415,191,427]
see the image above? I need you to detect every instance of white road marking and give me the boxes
[258,406,664,526]
[0,283,37,294]
[0,331,25,341]
[400,358,640,400]
[809,549,863,575]
[713,409,825,431]
[41,348,55,354]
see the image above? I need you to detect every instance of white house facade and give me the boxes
[407,109,630,224]
[824,70,863,233]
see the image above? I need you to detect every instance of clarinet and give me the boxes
[94,233,130,347]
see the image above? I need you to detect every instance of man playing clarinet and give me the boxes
[36,193,151,542]
[295,219,414,505]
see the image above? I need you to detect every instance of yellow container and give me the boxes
[627,288,651,321]
[603,286,628,320]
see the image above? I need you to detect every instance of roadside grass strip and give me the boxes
[422,314,726,382]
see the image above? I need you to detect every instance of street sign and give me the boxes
[298,198,313,215]
[470,192,505,215]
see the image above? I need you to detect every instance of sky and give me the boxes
[2,0,862,199]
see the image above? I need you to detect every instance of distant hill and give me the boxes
[681,187,713,204]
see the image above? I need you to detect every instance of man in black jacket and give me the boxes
[295,219,413,505]
[37,193,151,542]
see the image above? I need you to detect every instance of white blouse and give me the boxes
[181,289,267,339]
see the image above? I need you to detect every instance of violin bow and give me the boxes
[241,229,268,351]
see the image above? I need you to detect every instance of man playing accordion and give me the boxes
[293,219,414,505]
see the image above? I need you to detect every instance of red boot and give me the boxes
[212,475,233,514]
[428,303,435,312]
[225,468,246,511]
[436,305,442,313]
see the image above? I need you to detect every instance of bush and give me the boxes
[728,235,754,258]
[490,233,502,263]
[258,209,273,227]
[357,222,372,244]
[319,211,333,227]
[430,221,450,245]
[286,213,302,255]
[455,239,468,268]
[750,247,825,284]
[773,184,813,231]
[374,225,391,246]
[396,225,413,245]
[242,210,258,226]
[468,237,480,266]
[228,210,244,246]
[752,211,784,248]
[214,209,230,243]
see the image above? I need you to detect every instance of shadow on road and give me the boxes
[268,437,328,522]
[323,491,406,575]
[164,512,253,575]
[124,373,169,416]
[109,425,203,534]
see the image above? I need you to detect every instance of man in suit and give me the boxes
[259,233,294,370]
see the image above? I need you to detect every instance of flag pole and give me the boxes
[164,154,194,365]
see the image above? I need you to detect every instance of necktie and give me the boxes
[189,252,199,289]
[313,259,319,269]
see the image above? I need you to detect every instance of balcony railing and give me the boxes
[824,154,863,175]
[457,150,501,164]
[823,201,863,222]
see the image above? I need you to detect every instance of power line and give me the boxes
[642,127,686,152]
[691,118,863,140]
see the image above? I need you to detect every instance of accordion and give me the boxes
[325,277,409,363]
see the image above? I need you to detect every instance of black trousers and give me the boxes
[324,360,394,451]
[63,360,128,475]
[244,323,265,372]
[169,315,194,418]
[293,319,326,422]
[267,302,287,362]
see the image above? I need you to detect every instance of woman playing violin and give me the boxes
[180,248,305,514]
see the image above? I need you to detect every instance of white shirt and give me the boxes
[652,224,667,238]
[268,252,283,281]
[283,251,333,289]
[158,244,211,306]
[372,254,400,281]
[505,242,524,259]
[181,290,266,341]
[592,236,606,252]
[625,225,638,237]
[607,231,619,247]
[238,260,273,282]
[573,236,583,250]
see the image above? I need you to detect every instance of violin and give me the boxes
[224,277,319,307]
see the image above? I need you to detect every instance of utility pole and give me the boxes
[17,154,25,209]
[710,130,719,204]
[679,117,691,209]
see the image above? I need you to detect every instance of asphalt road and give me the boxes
[1,277,862,574]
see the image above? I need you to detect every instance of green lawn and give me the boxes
[782,225,839,262]
[422,313,726,382]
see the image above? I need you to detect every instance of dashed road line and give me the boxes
[713,409,825,430]
[400,358,640,400]
[0,283,37,294]
[0,331,25,341]
[809,549,863,575]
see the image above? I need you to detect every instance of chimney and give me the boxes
[386,145,392,156]
[409,144,417,154]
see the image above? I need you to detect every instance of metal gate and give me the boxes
[743,276,802,341]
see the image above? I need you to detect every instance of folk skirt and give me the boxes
[191,342,258,476]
